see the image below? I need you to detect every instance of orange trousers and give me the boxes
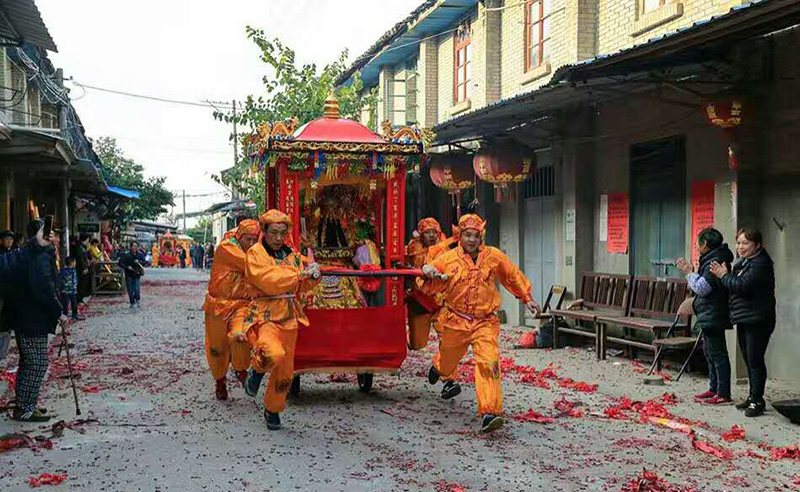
[247,322,298,414]
[204,311,251,379]
[409,308,445,350]
[434,320,502,416]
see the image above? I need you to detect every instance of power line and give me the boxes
[67,78,235,110]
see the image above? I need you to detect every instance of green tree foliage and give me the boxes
[95,137,175,222]
[185,217,212,244]
[212,27,377,208]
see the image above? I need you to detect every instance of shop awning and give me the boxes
[0,0,58,51]
[107,186,140,200]
[336,0,479,87]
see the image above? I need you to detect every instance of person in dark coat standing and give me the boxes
[119,242,146,309]
[9,220,65,422]
[74,233,92,303]
[710,228,776,417]
[677,228,734,405]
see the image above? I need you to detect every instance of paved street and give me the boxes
[2,268,799,491]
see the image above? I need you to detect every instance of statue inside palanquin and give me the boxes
[300,183,382,310]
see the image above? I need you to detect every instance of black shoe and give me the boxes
[744,401,766,418]
[245,370,265,397]
[265,411,281,430]
[735,398,752,411]
[481,414,505,433]
[441,381,461,400]
[427,366,440,385]
[12,408,52,422]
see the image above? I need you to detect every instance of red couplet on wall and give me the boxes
[607,192,629,254]
[691,181,716,267]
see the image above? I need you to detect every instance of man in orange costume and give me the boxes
[419,214,540,433]
[407,218,457,350]
[202,219,261,400]
[242,210,320,430]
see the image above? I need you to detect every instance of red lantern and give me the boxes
[430,153,474,218]
[473,142,536,202]
[705,100,743,170]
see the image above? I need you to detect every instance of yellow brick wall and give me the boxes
[598,0,746,54]
[436,28,456,123]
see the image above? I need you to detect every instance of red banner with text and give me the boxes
[607,192,629,254]
[691,181,715,267]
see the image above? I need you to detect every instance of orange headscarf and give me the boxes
[235,219,260,241]
[417,218,442,235]
[458,214,485,234]
[258,210,292,228]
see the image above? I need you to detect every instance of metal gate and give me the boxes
[523,164,556,315]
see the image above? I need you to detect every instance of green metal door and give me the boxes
[630,137,686,278]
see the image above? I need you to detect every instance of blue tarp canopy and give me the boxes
[107,186,140,199]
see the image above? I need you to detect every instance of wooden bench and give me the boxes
[550,273,632,360]
[525,284,567,324]
[596,277,690,361]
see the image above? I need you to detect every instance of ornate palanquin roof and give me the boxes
[251,95,431,157]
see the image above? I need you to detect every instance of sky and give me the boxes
[37,0,422,226]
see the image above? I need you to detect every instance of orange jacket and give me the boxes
[418,245,532,329]
[202,239,260,319]
[243,241,320,330]
[425,236,457,264]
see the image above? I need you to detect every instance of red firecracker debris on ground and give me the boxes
[620,469,696,492]
[769,445,800,461]
[721,425,746,442]
[433,479,467,492]
[554,397,584,417]
[511,409,554,424]
[659,393,678,406]
[690,434,734,460]
[28,473,67,487]
[1,370,16,386]
[80,385,102,393]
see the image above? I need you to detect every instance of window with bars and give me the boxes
[454,20,472,103]
[525,0,552,71]
[524,165,555,199]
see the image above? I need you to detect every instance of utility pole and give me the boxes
[232,99,238,170]
[182,190,187,233]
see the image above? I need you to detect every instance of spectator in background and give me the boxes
[9,220,66,422]
[677,228,734,406]
[205,241,215,270]
[178,245,187,269]
[59,256,84,321]
[88,238,104,263]
[119,241,145,309]
[0,230,14,253]
[12,233,24,250]
[710,228,776,418]
[75,234,91,303]
[101,235,114,259]
[194,243,205,271]
[0,230,17,364]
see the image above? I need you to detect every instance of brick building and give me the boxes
[337,0,800,382]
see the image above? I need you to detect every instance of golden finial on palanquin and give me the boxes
[323,93,340,119]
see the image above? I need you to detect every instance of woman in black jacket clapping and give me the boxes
[710,228,776,417]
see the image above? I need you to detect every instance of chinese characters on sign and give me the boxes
[691,181,715,267]
[607,193,629,254]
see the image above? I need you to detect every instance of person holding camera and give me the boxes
[676,228,734,406]
[119,242,146,309]
[710,228,776,417]
[9,220,66,422]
